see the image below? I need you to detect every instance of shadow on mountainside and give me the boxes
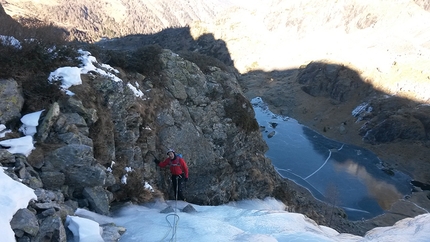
[238,64,430,231]
[1,8,429,234]
[0,4,68,44]
[95,27,234,68]
[94,25,430,231]
[104,26,430,182]
[0,4,79,115]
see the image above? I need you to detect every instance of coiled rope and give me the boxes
[159,176,180,242]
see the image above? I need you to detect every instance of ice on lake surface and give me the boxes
[251,97,412,220]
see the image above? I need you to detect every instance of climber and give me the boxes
[154,149,189,201]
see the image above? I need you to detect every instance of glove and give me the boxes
[185,178,188,182]
[153,158,160,165]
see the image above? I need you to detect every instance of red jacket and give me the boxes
[158,155,189,178]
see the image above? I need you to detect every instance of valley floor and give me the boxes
[239,70,430,235]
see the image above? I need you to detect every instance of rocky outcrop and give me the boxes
[0,48,307,241]
[298,61,369,103]
[353,96,430,144]
[153,50,277,204]
[0,79,24,124]
[297,62,430,145]
[4,33,423,241]
[0,76,121,241]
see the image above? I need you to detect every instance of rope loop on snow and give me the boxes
[160,176,180,242]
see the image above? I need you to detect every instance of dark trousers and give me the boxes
[171,174,185,201]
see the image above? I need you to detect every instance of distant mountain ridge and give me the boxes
[189,0,430,103]
[0,0,233,42]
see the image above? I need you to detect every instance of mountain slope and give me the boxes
[0,0,233,42]
[191,0,430,103]
[1,0,429,236]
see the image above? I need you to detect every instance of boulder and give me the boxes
[82,186,110,215]
[36,102,60,143]
[66,165,106,188]
[40,171,65,190]
[44,144,95,171]
[10,208,39,237]
[33,215,67,242]
[0,78,24,124]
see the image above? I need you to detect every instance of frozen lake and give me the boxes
[251,97,412,220]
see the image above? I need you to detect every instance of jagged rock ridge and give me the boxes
[1,46,355,241]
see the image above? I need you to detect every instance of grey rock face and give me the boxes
[10,208,39,237]
[153,50,278,204]
[40,171,65,190]
[298,62,364,102]
[36,102,60,143]
[0,78,24,124]
[82,186,110,215]
[44,144,95,171]
[59,96,98,126]
[33,215,67,242]
[356,96,429,144]
[57,132,94,146]
[0,149,15,163]
[2,47,301,241]
[66,165,106,188]
[297,63,430,145]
